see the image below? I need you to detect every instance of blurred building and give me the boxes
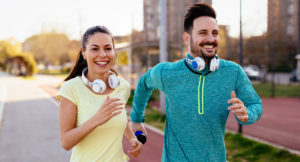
[142,0,213,66]
[268,0,299,71]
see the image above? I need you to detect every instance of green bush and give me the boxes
[23,52,37,76]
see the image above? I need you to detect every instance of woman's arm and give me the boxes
[123,122,143,158]
[59,96,124,150]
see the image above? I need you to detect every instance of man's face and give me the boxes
[184,16,219,60]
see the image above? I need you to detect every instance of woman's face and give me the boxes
[82,32,115,75]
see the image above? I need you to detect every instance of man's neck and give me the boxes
[188,52,210,64]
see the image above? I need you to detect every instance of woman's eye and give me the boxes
[92,48,98,51]
[106,48,112,50]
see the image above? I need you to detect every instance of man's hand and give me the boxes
[130,122,147,136]
[228,91,249,123]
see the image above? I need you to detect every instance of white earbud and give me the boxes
[92,80,106,93]
[209,57,219,71]
[186,54,219,72]
[192,57,205,71]
[108,75,120,88]
[81,67,120,93]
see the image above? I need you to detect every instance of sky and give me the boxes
[0,0,267,43]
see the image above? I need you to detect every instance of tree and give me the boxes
[23,31,80,66]
[0,38,22,64]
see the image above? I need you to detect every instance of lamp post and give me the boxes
[159,0,167,113]
[238,0,243,134]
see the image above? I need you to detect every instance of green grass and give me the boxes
[144,106,165,131]
[253,83,300,98]
[225,133,300,162]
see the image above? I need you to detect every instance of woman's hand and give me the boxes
[92,96,124,126]
[128,138,143,158]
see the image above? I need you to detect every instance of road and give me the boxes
[0,73,71,162]
[0,74,163,162]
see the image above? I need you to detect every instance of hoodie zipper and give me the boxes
[198,75,205,115]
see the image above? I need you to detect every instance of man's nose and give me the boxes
[206,34,214,42]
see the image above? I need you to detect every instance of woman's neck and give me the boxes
[86,70,109,84]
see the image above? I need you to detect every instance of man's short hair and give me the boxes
[184,3,216,33]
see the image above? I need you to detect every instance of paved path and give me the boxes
[0,74,164,161]
[0,74,71,162]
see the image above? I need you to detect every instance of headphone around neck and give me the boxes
[186,54,219,72]
[81,67,120,93]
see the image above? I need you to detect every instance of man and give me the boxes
[130,3,262,162]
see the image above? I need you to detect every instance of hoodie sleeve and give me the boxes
[235,65,263,125]
[130,63,165,123]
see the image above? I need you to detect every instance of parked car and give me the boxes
[242,65,264,81]
[290,70,298,82]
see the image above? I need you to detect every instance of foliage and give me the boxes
[0,39,37,76]
[127,89,160,107]
[23,31,80,66]
[20,52,38,76]
[253,83,300,98]
[0,39,22,63]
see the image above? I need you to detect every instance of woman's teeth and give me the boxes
[95,61,108,65]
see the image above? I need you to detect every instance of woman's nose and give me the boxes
[98,49,107,57]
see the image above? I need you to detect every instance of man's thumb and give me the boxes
[231,91,236,98]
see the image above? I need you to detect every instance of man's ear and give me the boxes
[182,32,190,45]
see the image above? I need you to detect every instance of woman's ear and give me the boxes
[81,48,86,60]
[182,32,190,45]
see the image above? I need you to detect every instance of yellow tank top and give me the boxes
[58,76,130,162]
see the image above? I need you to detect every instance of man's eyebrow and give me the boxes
[198,29,207,32]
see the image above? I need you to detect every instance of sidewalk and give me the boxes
[0,74,71,162]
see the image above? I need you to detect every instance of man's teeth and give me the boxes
[204,45,213,49]
[95,61,108,65]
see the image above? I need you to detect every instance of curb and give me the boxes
[226,129,300,156]
[0,81,6,127]
[144,123,164,136]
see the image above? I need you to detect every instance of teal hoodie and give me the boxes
[130,57,262,162]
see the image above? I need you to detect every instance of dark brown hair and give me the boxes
[65,25,116,81]
[184,3,216,33]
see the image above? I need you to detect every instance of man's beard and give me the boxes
[190,37,217,60]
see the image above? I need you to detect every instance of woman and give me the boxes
[57,25,143,161]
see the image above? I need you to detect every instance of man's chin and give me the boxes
[202,52,216,59]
